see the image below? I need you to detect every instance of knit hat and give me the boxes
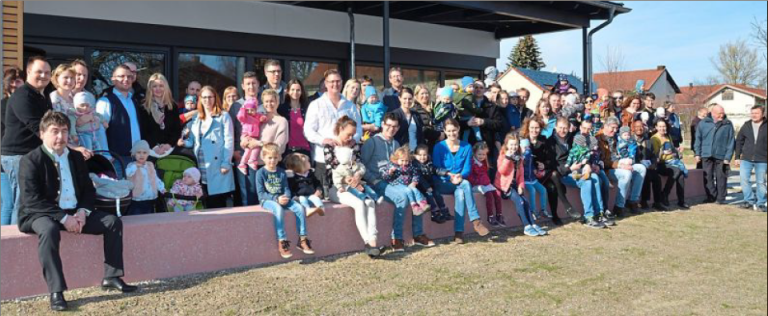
[184,94,197,104]
[364,85,377,100]
[243,98,258,110]
[573,134,587,147]
[460,76,474,89]
[183,167,201,183]
[619,126,631,135]
[130,140,151,155]
[508,91,519,98]
[558,74,568,82]
[73,91,95,108]
[439,86,454,99]
[655,107,666,118]
[520,138,531,150]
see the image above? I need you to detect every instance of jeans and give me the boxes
[126,199,155,216]
[373,181,424,240]
[346,185,379,202]
[501,187,534,226]
[235,167,258,206]
[298,195,324,210]
[740,160,767,206]
[1,171,13,225]
[423,189,447,211]
[524,181,548,214]
[561,174,603,219]
[435,179,481,233]
[601,164,646,208]
[403,186,426,204]
[1,155,23,225]
[262,200,307,240]
[657,162,686,204]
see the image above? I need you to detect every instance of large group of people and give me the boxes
[1,56,766,311]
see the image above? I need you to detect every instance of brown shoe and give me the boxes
[472,220,490,236]
[278,240,293,259]
[453,232,464,244]
[297,237,315,255]
[307,207,325,217]
[413,235,435,247]
[391,239,405,252]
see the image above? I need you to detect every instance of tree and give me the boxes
[596,45,627,92]
[752,18,767,90]
[507,35,546,71]
[710,39,762,86]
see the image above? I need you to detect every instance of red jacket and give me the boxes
[468,158,491,186]
[494,154,524,193]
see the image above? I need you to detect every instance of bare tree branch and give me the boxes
[710,39,762,86]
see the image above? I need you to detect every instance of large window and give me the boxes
[445,70,480,90]
[291,61,338,96]
[402,68,440,95]
[722,89,734,101]
[178,53,245,98]
[354,65,385,92]
[90,50,166,96]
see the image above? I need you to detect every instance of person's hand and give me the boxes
[74,210,87,233]
[409,182,417,188]
[322,138,340,146]
[724,160,730,165]
[177,138,186,147]
[355,184,364,192]
[63,216,81,233]
[248,138,263,149]
[695,156,701,163]
[570,163,582,172]
[450,173,462,185]
[346,176,359,188]
[240,138,249,149]
[536,162,545,170]
[278,195,290,205]
[734,160,740,167]
[221,168,229,174]
[314,189,323,198]
[505,148,515,157]
[517,186,524,195]
[71,146,93,160]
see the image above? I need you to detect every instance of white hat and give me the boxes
[130,140,151,155]
[73,91,95,107]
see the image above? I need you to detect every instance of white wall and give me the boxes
[498,71,543,111]
[708,89,758,131]
[25,1,500,59]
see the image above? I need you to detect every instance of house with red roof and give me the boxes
[593,66,681,103]
[676,83,767,129]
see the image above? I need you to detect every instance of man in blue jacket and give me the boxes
[694,104,735,204]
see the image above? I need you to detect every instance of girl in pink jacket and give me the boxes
[236,98,267,174]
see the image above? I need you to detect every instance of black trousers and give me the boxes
[30,211,124,293]
[541,172,572,221]
[702,158,728,202]
[657,162,686,204]
[315,162,329,198]
[642,168,663,205]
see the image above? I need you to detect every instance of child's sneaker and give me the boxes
[391,239,405,252]
[542,208,552,218]
[411,203,425,216]
[532,224,548,236]
[472,220,490,236]
[487,215,499,227]
[297,237,315,255]
[441,208,454,221]
[237,164,248,175]
[431,211,446,224]
[278,240,293,259]
[377,196,385,204]
[496,214,507,227]
[419,200,431,213]
[523,225,538,237]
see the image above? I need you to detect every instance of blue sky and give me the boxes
[495,1,767,86]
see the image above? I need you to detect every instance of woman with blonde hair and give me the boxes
[50,64,78,142]
[222,86,239,112]
[140,73,181,155]
[342,78,363,107]
[413,84,442,149]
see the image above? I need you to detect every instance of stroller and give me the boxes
[156,148,203,212]
[86,151,132,216]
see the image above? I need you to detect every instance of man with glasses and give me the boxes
[260,59,287,104]
[122,62,146,102]
[96,65,143,169]
[382,67,405,112]
[612,91,624,105]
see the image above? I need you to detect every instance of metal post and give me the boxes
[348,6,356,79]
[383,1,391,89]
[582,27,589,94]
[587,7,616,94]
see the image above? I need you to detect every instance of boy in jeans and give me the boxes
[256,143,315,259]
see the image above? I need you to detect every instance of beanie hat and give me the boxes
[619,126,631,135]
[508,91,519,98]
[130,140,151,155]
[558,74,568,82]
[243,98,258,110]
[184,94,197,104]
[573,134,587,147]
[73,91,95,108]
[460,76,474,89]
[439,86,454,99]
[364,85,377,100]
[183,167,201,183]
[520,138,531,150]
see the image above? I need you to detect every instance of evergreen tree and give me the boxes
[507,35,546,71]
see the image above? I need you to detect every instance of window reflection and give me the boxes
[90,50,165,96]
[178,53,245,99]
[291,61,338,95]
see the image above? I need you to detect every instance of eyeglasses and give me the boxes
[266,70,282,74]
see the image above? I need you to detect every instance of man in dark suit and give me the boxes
[18,111,137,311]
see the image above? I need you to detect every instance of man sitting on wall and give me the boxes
[17,111,138,311]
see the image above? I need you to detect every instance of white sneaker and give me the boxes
[377,196,385,204]
[364,199,376,208]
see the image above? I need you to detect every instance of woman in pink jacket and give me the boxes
[495,133,547,236]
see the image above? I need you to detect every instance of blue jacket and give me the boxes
[694,116,735,161]
[183,112,235,195]
[432,141,473,182]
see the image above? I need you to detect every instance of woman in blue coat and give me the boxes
[432,118,490,243]
[178,86,235,208]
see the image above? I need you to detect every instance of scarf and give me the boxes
[150,100,166,130]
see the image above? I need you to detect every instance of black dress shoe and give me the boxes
[678,203,690,210]
[552,217,564,226]
[102,277,138,293]
[652,203,670,212]
[740,202,754,210]
[704,197,717,203]
[716,200,728,205]
[50,292,67,311]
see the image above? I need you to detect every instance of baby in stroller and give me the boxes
[167,167,204,212]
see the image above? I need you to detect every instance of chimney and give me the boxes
[657,65,666,71]
[689,83,693,88]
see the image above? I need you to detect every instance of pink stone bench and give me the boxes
[0,170,706,300]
